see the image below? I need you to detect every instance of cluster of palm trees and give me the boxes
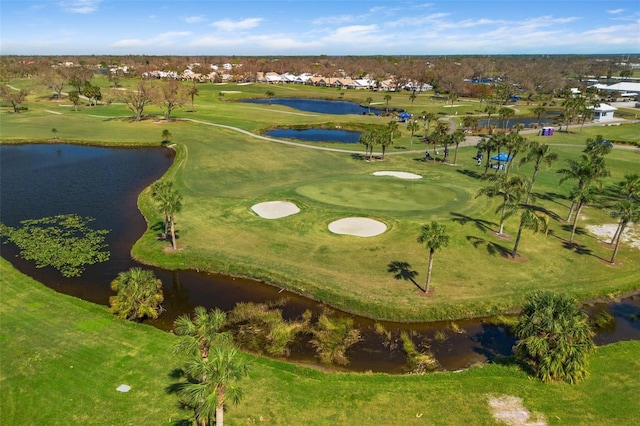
[151,180,182,250]
[558,91,601,133]
[359,120,400,161]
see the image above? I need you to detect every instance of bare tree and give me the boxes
[119,80,157,121]
[160,80,187,120]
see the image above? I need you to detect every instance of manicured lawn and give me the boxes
[1,80,639,321]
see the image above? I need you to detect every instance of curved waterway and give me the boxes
[1,144,638,374]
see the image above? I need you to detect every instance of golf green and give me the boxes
[296,174,465,212]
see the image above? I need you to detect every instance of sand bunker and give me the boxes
[373,171,422,180]
[587,223,639,249]
[251,201,300,219]
[328,217,387,237]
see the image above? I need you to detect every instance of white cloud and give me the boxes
[211,18,263,31]
[184,15,206,24]
[312,15,355,25]
[59,0,101,14]
[607,8,625,14]
[111,31,192,48]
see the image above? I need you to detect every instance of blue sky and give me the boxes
[1,0,639,55]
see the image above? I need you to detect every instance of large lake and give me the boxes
[1,144,638,373]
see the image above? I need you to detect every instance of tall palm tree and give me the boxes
[477,174,528,235]
[609,199,640,263]
[151,180,183,250]
[109,267,164,321]
[359,130,376,161]
[450,129,465,165]
[406,119,420,150]
[431,121,449,162]
[174,306,232,361]
[381,120,399,159]
[384,93,392,114]
[409,91,417,107]
[365,96,373,115]
[421,111,436,138]
[520,142,558,204]
[511,206,549,258]
[514,291,594,383]
[188,83,199,112]
[484,104,497,129]
[178,345,250,426]
[609,173,640,245]
[503,131,529,176]
[498,106,515,130]
[569,184,598,242]
[532,105,546,129]
[416,222,449,294]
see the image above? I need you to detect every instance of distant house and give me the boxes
[599,82,640,97]
[589,103,617,121]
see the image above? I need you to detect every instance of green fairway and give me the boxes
[1,79,640,321]
[1,258,639,425]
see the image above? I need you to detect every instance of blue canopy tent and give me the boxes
[490,152,513,171]
[398,112,412,122]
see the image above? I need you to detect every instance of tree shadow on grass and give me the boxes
[450,212,498,234]
[456,168,484,180]
[166,368,195,425]
[467,236,513,258]
[350,153,367,161]
[387,260,423,292]
[537,191,570,209]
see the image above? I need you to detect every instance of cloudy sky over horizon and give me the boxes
[1,0,639,56]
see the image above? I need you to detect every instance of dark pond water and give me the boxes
[265,128,362,143]
[241,98,384,115]
[1,144,638,374]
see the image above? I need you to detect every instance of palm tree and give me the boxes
[416,222,450,294]
[609,173,640,245]
[484,104,497,129]
[174,306,232,361]
[265,90,275,105]
[409,91,417,107]
[498,106,515,130]
[384,94,392,114]
[520,142,558,204]
[568,184,598,242]
[365,96,373,115]
[503,131,529,176]
[188,82,199,112]
[359,130,376,161]
[178,345,250,426]
[511,206,549,258]
[381,120,399,159]
[477,174,528,235]
[109,267,164,321]
[406,119,420,150]
[450,129,465,165]
[421,111,436,138]
[532,105,546,128]
[151,180,183,250]
[609,199,640,263]
[514,291,594,383]
[431,121,449,162]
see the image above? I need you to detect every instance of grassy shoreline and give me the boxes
[2,258,639,425]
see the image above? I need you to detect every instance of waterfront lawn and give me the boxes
[1,259,639,425]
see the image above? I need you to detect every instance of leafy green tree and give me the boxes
[178,345,250,426]
[174,306,232,361]
[477,174,528,235]
[68,90,81,111]
[151,180,182,250]
[82,80,101,106]
[520,142,558,204]
[609,199,640,263]
[416,221,450,294]
[0,86,28,112]
[109,267,164,321]
[161,129,172,144]
[514,291,594,383]
[0,214,109,277]
[265,90,275,104]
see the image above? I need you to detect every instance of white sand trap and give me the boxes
[442,104,462,108]
[116,384,131,393]
[328,217,387,237]
[587,223,639,249]
[220,90,241,94]
[373,171,422,180]
[252,201,300,219]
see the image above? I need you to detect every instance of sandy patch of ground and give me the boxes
[251,201,300,219]
[328,217,387,237]
[373,171,422,180]
[45,109,62,115]
[442,104,462,108]
[489,395,547,426]
[116,384,131,392]
[237,82,253,85]
[586,223,639,249]
[220,91,241,94]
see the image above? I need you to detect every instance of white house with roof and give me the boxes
[599,82,640,97]
[589,103,618,121]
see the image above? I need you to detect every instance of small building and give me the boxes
[589,103,617,121]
